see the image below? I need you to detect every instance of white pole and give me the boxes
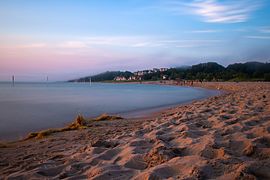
[12,75,15,86]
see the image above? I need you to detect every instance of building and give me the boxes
[134,71,144,76]
[162,75,169,80]
[143,70,149,75]
[114,76,127,81]
[160,68,168,72]
[134,69,156,76]
[153,68,159,73]
[132,67,168,81]
[128,76,137,81]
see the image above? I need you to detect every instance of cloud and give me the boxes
[21,43,47,48]
[158,39,224,48]
[258,27,270,33]
[0,43,47,50]
[245,35,270,40]
[85,36,147,46]
[82,35,224,48]
[189,29,221,33]
[164,0,262,23]
[0,35,224,55]
[56,36,223,49]
[58,41,88,48]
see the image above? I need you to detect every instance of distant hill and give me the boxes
[182,61,270,81]
[227,62,270,79]
[190,62,225,73]
[69,61,270,82]
[174,65,191,70]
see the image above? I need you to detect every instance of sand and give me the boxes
[0,82,270,179]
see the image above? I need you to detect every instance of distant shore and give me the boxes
[110,80,244,92]
[1,82,270,179]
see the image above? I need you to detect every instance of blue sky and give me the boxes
[0,0,270,81]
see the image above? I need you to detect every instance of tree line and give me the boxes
[69,61,270,82]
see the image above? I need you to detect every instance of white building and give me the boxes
[128,76,137,80]
[153,68,159,73]
[114,76,127,81]
[162,75,169,80]
[160,68,168,72]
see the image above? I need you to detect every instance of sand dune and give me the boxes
[1,82,270,179]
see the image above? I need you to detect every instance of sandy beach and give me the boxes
[0,82,270,179]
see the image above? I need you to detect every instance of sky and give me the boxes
[0,0,270,81]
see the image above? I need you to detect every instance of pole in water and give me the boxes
[90,77,92,85]
[47,76,49,82]
[12,75,15,86]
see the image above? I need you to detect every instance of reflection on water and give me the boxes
[0,82,218,140]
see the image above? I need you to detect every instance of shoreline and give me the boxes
[120,85,220,119]
[1,82,270,179]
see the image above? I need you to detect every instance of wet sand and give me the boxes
[0,82,270,179]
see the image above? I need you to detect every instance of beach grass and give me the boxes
[25,114,124,139]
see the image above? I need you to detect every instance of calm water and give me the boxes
[0,82,218,140]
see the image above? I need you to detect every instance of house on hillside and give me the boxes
[162,75,169,80]
[143,70,149,75]
[128,76,137,81]
[134,71,144,76]
[147,70,154,74]
[114,76,127,81]
[134,70,155,76]
[153,68,159,73]
[160,68,168,72]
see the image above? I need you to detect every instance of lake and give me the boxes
[0,82,219,140]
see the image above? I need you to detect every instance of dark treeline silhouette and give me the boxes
[162,62,270,81]
[69,61,270,82]
[70,71,133,82]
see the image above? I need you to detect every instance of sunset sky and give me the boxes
[1,0,270,81]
